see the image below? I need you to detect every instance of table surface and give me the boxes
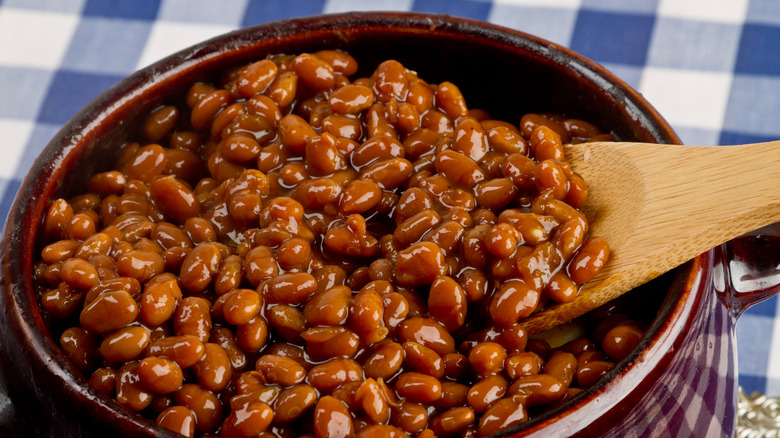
[0,0,777,403]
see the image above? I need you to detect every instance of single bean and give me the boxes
[364,341,405,380]
[101,325,150,363]
[435,81,468,119]
[391,401,428,434]
[267,272,318,305]
[236,59,278,97]
[221,289,262,326]
[173,297,212,342]
[138,356,184,394]
[396,317,455,356]
[509,374,566,408]
[80,290,139,334]
[89,367,117,397]
[139,279,181,327]
[255,354,306,387]
[179,243,222,292]
[469,342,507,377]
[601,324,644,361]
[477,396,528,437]
[488,279,539,326]
[60,327,100,373]
[174,384,224,433]
[301,326,360,361]
[220,398,274,438]
[568,237,610,284]
[427,276,467,331]
[395,242,446,286]
[236,316,269,353]
[147,335,206,368]
[395,372,442,403]
[543,351,577,387]
[116,250,164,283]
[156,405,196,437]
[294,53,336,91]
[265,304,306,342]
[192,343,232,392]
[307,358,363,393]
[355,377,390,424]
[467,374,508,413]
[313,396,354,438]
[274,384,318,423]
[430,406,476,436]
[116,361,154,412]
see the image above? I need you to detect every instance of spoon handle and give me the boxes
[522,141,780,334]
[592,140,780,255]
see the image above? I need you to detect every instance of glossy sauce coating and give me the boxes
[35,50,635,437]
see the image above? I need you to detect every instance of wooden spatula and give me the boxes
[521,141,780,334]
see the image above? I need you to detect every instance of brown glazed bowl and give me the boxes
[2,12,778,437]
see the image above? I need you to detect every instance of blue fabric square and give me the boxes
[719,130,777,146]
[158,0,247,25]
[743,295,779,318]
[412,0,491,21]
[581,0,658,14]
[323,0,413,13]
[722,75,780,137]
[83,0,160,20]
[746,0,780,26]
[37,70,125,125]
[736,24,780,75]
[2,0,84,12]
[488,5,578,47]
[62,17,151,75]
[0,179,21,229]
[647,17,740,72]
[570,9,655,66]
[0,67,53,119]
[241,0,326,27]
[739,374,767,396]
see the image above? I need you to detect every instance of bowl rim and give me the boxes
[0,11,687,436]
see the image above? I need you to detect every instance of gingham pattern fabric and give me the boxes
[0,0,778,413]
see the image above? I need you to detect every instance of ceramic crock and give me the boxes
[0,12,777,437]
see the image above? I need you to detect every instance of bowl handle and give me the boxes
[717,222,780,317]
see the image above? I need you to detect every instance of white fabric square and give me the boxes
[737,313,774,375]
[136,21,235,69]
[0,8,78,69]
[657,0,748,24]
[0,119,32,179]
[157,0,247,25]
[638,67,732,131]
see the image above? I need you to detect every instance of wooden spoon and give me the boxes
[521,141,780,334]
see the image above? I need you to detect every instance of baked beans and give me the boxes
[35,50,638,437]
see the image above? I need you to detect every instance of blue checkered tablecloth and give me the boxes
[0,0,778,406]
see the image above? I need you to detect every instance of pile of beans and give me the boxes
[34,50,642,437]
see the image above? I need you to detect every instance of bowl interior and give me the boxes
[3,12,681,437]
[34,13,677,202]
